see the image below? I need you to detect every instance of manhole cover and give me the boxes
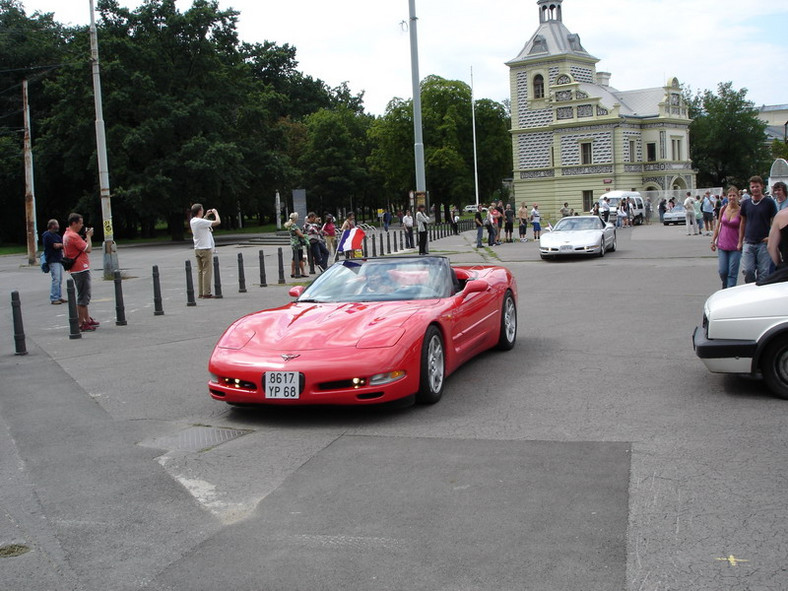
[139,426,251,452]
[0,544,31,558]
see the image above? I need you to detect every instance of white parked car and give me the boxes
[663,204,687,225]
[539,216,616,260]
[463,204,486,213]
[693,282,788,399]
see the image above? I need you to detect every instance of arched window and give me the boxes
[533,74,544,99]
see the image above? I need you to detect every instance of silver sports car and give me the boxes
[539,216,617,260]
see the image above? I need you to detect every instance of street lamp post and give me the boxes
[408,0,427,201]
[89,0,119,279]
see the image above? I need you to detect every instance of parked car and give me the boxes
[539,216,616,260]
[209,256,517,407]
[463,204,488,213]
[598,191,646,225]
[663,204,687,225]
[693,281,788,399]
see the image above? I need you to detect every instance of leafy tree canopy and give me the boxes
[687,82,771,188]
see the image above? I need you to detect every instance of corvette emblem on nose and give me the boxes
[281,354,300,361]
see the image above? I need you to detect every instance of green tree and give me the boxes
[367,76,511,212]
[299,107,372,215]
[0,0,70,243]
[772,139,788,162]
[688,82,770,187]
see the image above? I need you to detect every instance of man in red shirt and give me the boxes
[63,213,98,332]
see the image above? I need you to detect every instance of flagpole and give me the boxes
[471,66,480,207]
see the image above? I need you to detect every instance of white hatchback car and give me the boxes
[693,281,788,399]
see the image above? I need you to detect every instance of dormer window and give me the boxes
[533,74,545,99]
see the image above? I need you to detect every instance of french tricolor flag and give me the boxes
[337,227,366,252]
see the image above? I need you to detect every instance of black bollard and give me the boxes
[258,250,268,287]
[152,265,164,316]
[114,270,127,326]
[371,235,377,257]
[386,232,391,254]
[11,291,27,355]
[237,253,247,293]
[393,230,398,252]
[363,237,369,258]
[213,255,224,298]
[67,279,82,338]
[379,233,385,257]
[185,260,197,306]
[277,248,286,284]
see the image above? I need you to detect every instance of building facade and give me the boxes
[507,0,696,219]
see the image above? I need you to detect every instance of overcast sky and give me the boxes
[18,0,788,116]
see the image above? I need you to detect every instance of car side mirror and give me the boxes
[288,285,305,298]
[462,279,488,296]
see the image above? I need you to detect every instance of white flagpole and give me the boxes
[471,66,480,207]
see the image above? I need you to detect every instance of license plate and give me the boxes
[559,244,573,251]
[264,371,300,399]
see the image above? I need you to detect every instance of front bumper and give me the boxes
[692,325,757,373]
[539,243,600,256]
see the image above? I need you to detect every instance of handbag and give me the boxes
[61,256,75,271]
[40,252,49,273]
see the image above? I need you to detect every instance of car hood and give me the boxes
[217,300,432,351]
[705,282,788,320]
[541,230,600,245]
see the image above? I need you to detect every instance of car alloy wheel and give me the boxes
[497,291,517,350]
[761,336,788,399]
[416,326,445,404]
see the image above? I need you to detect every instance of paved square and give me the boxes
[155,436,630,590]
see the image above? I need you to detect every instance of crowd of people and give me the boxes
[656,178,788,289]
[40,179,788,323]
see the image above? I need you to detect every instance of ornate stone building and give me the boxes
[507,0,696,218]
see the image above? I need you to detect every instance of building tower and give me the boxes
[507,0,696,218]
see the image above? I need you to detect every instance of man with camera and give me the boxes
[63,212,99,332]
[190,204,221,298]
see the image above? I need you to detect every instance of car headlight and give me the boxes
[369,370,407,385]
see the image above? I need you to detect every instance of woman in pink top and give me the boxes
[321,215,337,260]
[710,187,742,288]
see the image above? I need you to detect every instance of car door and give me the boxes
[449,273,498,361]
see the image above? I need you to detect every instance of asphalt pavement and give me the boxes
[1,222,786,590]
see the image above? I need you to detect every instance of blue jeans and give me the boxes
[717,249,741,288]
[741,242,770,283]
[49,262,63,301]
[476,225,484,247]
[487,224,496,246]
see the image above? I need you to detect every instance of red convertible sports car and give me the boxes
[208,256,517,406]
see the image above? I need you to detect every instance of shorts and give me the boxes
[292,247,303,263]
[532,222,541,232]
[505,222,513,232]
[703,212,714,223]
[71,270,91,306]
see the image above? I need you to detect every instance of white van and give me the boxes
[598,191,646,225]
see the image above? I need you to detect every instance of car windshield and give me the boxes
[553,217,604,232]
[669,205,686,213]
[297,257,453,302]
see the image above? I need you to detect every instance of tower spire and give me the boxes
[537,0,563,24]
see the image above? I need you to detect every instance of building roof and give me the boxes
[507,18,597,65]
[575,83,667,118]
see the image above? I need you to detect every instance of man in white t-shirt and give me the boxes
[190,203,221,298]
[683,192,697,235]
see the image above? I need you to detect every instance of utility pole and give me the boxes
[89,0,119,279]
[22,79,38,265]
[408,0,427,201]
